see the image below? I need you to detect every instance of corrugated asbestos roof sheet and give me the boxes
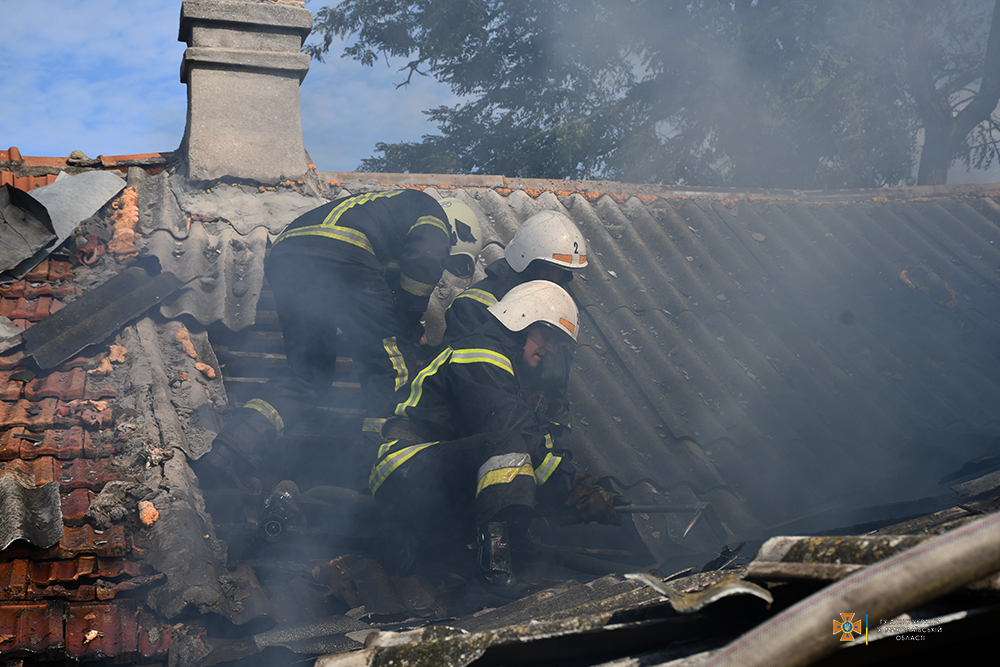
[133,169,1000,546]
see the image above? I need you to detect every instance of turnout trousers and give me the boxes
[369,430,538,541]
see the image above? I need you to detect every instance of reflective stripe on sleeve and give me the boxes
[450,288,498,307]
[475,452,535,498]
[382,336,409,390]
[534,452,563,485]
[409,214,449,236]
[244,398,284,438]
[395,348,453,418]
[449,348,514,375]
[400,271,436,297]
[369,440,439,495]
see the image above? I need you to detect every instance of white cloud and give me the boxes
[1,1,455,170]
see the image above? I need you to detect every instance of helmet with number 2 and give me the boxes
[505,210,588,273]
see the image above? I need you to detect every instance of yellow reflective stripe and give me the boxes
[377,440,398,458]
[409,214,449,236]
[475,463,536,497]
[382,336,409,390]
[452,288,498,307]
[534,452,563,485]
[449,348,514,375]
[274,225,374,254]
[395,348,453,418]
[274,190,406,251]
[363,417,387,433]
[400,271,436,297]
[244,398,284,437]
[544,433,554,449]
[369,441,439,494]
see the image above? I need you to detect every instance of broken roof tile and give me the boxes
[23,260,50,283]
[54,525,128,559]
[0,602,65,653]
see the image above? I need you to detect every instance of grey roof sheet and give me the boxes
[139,167,1000,539]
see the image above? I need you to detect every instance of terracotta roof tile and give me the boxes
[0,280,81,300]
[60,489,94,525]
[0,171,59,192]
[0,602,65,652]
[0,398,60,430]
[9,427,90,460]
[0,373,23,401]
[54,526,128,559]
[0,561,28,601]
[66,602,138,658]
[0,350,26,370]
[0,457,56,485]
[27,580,98,602]
[24,369,87,402]
[24,260,51,283]
[55,458,116,491]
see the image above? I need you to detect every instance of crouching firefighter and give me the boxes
[444,210,588,436]
[370,280,626,595]
[195,190,483,488]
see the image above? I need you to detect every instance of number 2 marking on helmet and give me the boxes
[573,241,579,254]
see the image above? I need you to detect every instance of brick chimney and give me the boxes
[178,0,312,184]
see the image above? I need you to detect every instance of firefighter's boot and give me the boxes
[477,521,528,598]
[192,408,276,488]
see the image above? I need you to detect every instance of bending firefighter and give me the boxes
[371,280,626,594]
[197,190,483,487]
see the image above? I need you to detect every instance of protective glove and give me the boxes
[563,473,630,525]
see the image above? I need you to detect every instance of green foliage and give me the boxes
[309,0,1000,187]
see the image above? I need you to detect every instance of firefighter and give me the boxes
[371,281,625,594]
[197,189,483,487]
[444,210,588,424]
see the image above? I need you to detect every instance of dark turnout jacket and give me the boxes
[372,322,575,500]
[270,189,452,325]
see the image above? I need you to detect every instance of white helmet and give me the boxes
[505,210,588,273]
[488,280,579,343]
[438,198,484,270]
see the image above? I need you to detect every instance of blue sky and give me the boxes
[0,1,457,172]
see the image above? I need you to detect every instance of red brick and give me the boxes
[28,557,96,585]
[66,602,138,659]
[19,427,87,460]
[23,260,49,282]
[25,368,87,401]
[61,489,94,525]
[56,458,115,491]
[2,398,60,430]
[138,610,173,657]
[0,601,65,653]
[48,260,72,282]
[0,561,28,601]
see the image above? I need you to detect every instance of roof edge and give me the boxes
[318,171,1000,204]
